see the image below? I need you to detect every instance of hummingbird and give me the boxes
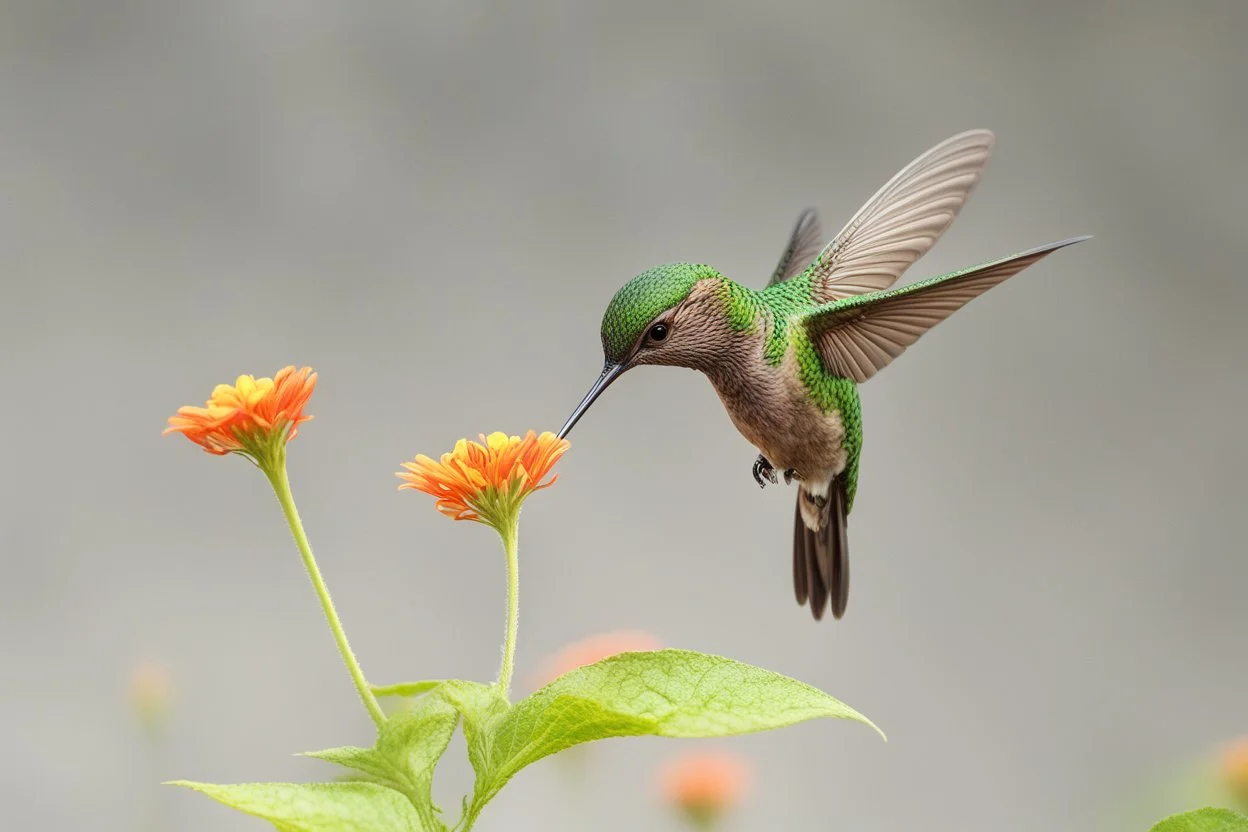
[556,129,1088,621]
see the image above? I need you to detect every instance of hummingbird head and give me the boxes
[558,263,730,439]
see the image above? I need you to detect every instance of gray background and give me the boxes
[2,1,1246,830]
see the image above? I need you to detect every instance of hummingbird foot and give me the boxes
[752,454,779,488]
[784,468,796,484]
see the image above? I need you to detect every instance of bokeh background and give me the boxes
[2,1,1246,830]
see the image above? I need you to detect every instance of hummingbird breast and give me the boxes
[703,331,849,485]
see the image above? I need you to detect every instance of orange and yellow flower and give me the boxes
[533,630,661,689]
[660,750,751,827]
[397,431,568,529]
[164,366,316,462]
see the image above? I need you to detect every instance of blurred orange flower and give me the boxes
[165,366,316,459]
[129,660,173,734]
[1222,735,1248,806]
[533,630,661,689]
[661,749,751,827]
[397,431,569,530]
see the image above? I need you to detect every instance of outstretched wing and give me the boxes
[802,129,997,303]
[801,237,1089,383]
[767,208,824,286]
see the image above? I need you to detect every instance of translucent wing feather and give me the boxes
[801,237,1089,383]
[767,208,824,286]
[803,129,997,303]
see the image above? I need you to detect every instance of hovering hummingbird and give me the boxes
[556,129,1088,621]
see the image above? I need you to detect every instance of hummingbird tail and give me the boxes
[793,480,850,621]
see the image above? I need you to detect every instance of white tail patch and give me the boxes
[798,482,833,531]
[804,479,831,499]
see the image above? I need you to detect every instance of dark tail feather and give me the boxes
[792,480,851,621]
[828,480,850,619]
[805,521,828,619]
[792,498,809,606]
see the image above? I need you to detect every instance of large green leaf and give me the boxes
[478,649,878,804]
[169,780,425,831]
[1150,808,1248,832]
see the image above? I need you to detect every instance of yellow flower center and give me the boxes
[210,375,276,409]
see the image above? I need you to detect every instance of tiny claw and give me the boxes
[783,468,796,485]
[752,454,778,489]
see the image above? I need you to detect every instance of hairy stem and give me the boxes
[265,461,386,730]
[497,520,520,698]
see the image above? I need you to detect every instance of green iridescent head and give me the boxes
[556,263,723,440]
[599,263,713,364]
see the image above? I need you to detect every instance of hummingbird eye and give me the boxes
[647,323,669,342]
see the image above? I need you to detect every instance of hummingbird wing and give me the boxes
[801,129,997,303]
[800,237,1089,383]
[767,208,824,286]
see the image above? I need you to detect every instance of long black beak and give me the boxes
[557,363,625,439]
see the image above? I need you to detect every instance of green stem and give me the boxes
[497,521,520,697]
[265,461,386,730]
[457,806,481,832]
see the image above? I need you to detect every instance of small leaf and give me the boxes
[1150,808,1248,832]
[372,680,445,699]
[376,695,460,831]
[433,680,510,782]
[304,695,460,832]
[479,649,877,803]
[378,696,459,785]
[169,780,425,831]
[301,747,402,791]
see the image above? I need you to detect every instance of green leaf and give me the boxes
[1150,808,1248,832]
[478,649,878,805]
[432,680,510,781]
[300,747,403,791]
[372,680,445,699]
[377,696,459,784]
[169,780,425,831]
[376,696,459,831]
[304,695,460,832]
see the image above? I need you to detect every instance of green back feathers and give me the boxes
[759,276,816,365]
[600,264,718,363]
[792,329,863,511]
[760,275,863,510]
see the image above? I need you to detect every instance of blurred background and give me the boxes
[2,0,1246,829]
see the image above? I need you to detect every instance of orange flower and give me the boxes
[661,750,751,827]
[1222,736,1248,807]
[533,630,661,689]
[164,366,316,462]
[129,660,173,734]
[397,431,569,530]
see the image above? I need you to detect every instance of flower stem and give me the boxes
[497,521,520,698]
[265,461,386,730]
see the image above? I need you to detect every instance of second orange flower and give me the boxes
[164,366,316,464]
[397,431,569,531]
